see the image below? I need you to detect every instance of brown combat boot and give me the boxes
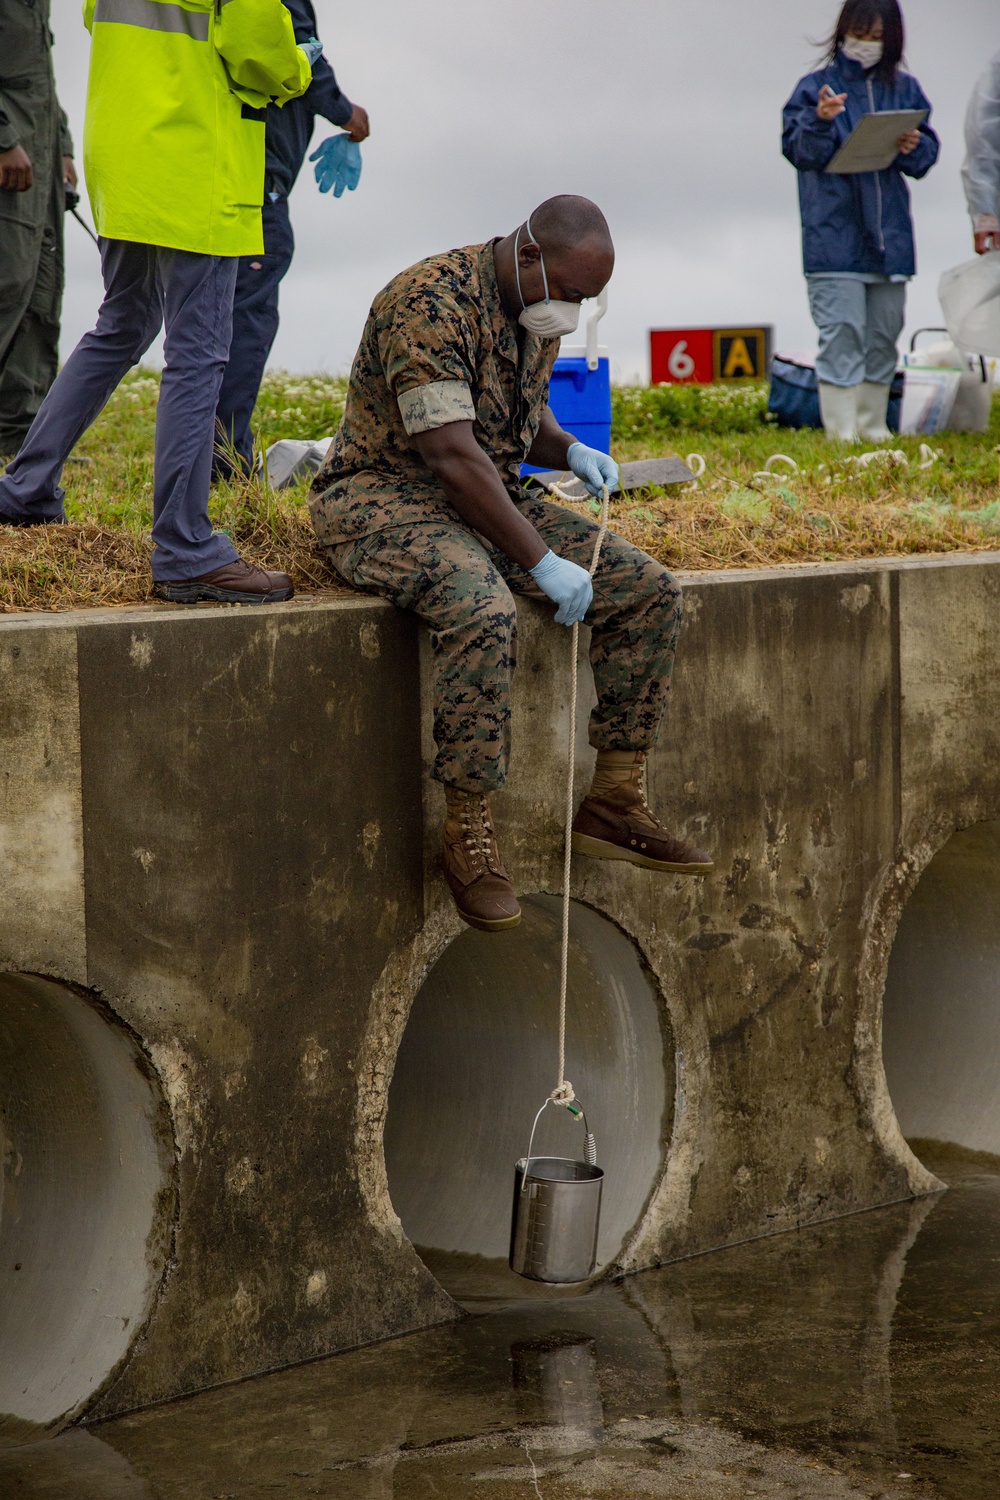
[572,750,714,874]
[442,787,521,932]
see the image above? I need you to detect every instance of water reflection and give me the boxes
[629,1195,937,1456]
[511,1333,605,1453]
[0,1149,996,1498]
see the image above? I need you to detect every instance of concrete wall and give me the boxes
[2,553,998,1432]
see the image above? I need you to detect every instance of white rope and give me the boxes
[544,474,581,503]
[552,484,610,1107]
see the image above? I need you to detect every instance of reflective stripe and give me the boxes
[93,0,210,41]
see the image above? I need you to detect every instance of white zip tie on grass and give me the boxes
[752,454,799,482]
[839,444,940,472]
[854,449,908,468]
[685,453,706,490]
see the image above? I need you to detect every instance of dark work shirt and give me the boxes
[265,0,354,199]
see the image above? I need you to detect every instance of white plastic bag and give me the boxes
[939,252,1000,356]
[263,438,334,490]
[904,332,995,432]
[898,369,962,435]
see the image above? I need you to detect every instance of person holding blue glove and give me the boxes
[310,134,363,199]
[309,196,712,934]
[213,0,369,479]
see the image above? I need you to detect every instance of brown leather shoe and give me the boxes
[443,788,521,932]
[572,783,714,874]
[152,559,294,604]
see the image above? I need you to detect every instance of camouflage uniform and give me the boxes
[310,240,682,793]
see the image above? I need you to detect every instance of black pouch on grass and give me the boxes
[768,355,904,432]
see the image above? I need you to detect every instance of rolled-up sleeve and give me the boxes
[397,380,475,435]
[380,284,478,435]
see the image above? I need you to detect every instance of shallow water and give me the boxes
[2,1146,997,1499]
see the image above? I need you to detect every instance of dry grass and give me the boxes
[3,369,1000,612]
[0,504,349,615]
[560,459,1000,573]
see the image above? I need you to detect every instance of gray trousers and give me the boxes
[806,275,906,387]
[0,238,240,581]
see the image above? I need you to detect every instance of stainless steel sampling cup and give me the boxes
[509,1100,602,1284]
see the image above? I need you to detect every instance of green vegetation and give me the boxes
[613,379,768,439]
[2,369,1000,611]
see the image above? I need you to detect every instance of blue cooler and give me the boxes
[522,344,611,475]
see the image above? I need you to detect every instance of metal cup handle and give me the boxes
[521,1098,598,1188]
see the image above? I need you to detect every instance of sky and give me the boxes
[51,0,1000,384]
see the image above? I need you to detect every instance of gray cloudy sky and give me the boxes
[52,0,999,382]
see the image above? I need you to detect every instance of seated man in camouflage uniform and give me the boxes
[310,195,713,933]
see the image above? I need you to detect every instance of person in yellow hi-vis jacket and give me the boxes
[0,0,312,603]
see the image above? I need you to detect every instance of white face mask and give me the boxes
[514,216,581,339]
[842,35,884,68]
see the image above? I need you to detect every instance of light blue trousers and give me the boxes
[806,275,906,388]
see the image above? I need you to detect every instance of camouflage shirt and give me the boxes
[309,240,559,545]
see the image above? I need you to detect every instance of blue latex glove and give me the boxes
[566,441,619,498]
[309,135,363,198]
[300,37,324,68]
[529,549,593,626]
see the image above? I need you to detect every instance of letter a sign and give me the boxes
[650,326,773,385]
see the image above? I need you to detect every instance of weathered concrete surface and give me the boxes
[0,626,86,979]
[1,553,998,1428]
[0,976,175,1443]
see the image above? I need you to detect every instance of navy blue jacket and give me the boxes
[265,0,354,199]
[782,53,939,276]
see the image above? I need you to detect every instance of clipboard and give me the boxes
[825,109,928,174]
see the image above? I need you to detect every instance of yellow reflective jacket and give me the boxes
[82,0,310,256]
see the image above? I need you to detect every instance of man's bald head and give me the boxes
[490,195,613,320]
[527,195,614,261]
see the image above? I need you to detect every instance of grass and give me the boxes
[2,369,1000,611]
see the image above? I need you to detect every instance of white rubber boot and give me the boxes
[856,381,892,442]
[818,382,860,443]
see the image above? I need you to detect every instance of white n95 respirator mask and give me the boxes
[514,215,581,339]
[841,36,884,68]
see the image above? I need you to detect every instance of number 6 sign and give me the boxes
[650,326,773,385]
[667,341,697,380]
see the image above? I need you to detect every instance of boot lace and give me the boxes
[632,787,661,829]
[459,797,502,875]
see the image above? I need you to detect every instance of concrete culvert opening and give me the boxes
[384,896,671,1297]
[0,975,174,1438]
[882,823,1000,1161]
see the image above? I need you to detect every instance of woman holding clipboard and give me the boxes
[782,0,939,442]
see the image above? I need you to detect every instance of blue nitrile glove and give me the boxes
[566,441,619,498]
[309,135,363,197]
[300,37,324,68]
[529,549,593,626]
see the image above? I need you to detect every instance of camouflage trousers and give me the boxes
[328,494,682,792]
